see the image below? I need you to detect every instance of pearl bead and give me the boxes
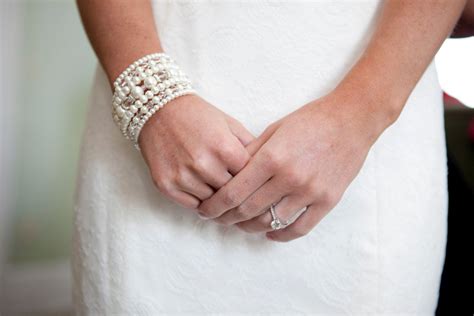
[151,86,160,94]
[145,91,154,99]
[133,76,141,85]
[140,107,148,114]
[122,86,130,95]
[117,107,125,117]
[152,96,160,104]
[134,101,143,108]
[139,95,148,103]
[144,76,157,89]
[131,86,144,98]
[130,105,138,113]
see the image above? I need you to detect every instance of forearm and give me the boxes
[335,0,466,137]
[76,0,163,87]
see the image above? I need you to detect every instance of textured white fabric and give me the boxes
[72,1,448,314]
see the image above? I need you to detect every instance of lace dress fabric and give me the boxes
[73,1,448,314]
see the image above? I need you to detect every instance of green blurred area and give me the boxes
[9,1,95,263]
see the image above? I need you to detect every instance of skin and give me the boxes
[77,0,255,209]
[78,0,467,242]
[197,0,467,242]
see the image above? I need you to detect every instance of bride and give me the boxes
[73,0,465,314]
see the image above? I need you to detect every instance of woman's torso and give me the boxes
[73,2,447,313]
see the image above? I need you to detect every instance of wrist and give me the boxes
[331,71,406,143]
[105,44,164,89]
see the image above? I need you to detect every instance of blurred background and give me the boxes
[0,1,472,315]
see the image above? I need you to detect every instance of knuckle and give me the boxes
[283,166,306,188]
[234,202,253,219]
[174,169,188,186]
[217,142,238,160]
[306,181,320,196]
[233,148,251,168]
[320,189,340,207]
[260,150,283,171]
[191,151,211,173]
[222,190,240,208]
[152,175,172,195]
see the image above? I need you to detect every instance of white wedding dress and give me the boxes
[73,1,448,314]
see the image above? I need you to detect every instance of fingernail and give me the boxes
[266,233,275,240]
[197,211,209,219]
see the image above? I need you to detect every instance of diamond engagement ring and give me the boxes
[269,203,309,231]
[269,203,289,230]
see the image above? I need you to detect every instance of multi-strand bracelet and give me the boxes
[111,52,197,150]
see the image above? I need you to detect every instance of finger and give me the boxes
[219,137,252,176]
[266,203,328,242]
[175,169,215,201]
[191,155,233,190]
[165,188,201,210]
[197,123,279,218]
[197,153,273,219]
[244,122,279,157]
[236,194,309,233]
[225,115,255,146]
[215,174,289,226]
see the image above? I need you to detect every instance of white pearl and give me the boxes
[133,76,141,85]
[145,69,153,76]
[144,76,157,89]
[118,91,126,100]
[139,95,148,103]
[133,117,139,123]
[140,107,148,114]
[130,105,138,113]
[151,86,160,94]
[145,91,154,99]
[117,107,125,117]
[131,86,144,98]
[134,100,143,108]
[152,96,160,104]
[122,86,130,95]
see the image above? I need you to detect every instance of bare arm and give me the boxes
[198,0,468,242]
[338,0,467,137]
[76,0,255,210]
[76,0,163,86]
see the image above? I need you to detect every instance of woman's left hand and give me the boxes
[197,90,395,242]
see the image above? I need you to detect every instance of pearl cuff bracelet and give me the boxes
[111,52,197,150]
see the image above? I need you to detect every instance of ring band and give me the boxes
[269,203,289,230]
[269,203,309,231]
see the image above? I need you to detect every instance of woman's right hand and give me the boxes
[138,93,255,210]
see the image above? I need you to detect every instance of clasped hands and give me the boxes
[138,91,379,242]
